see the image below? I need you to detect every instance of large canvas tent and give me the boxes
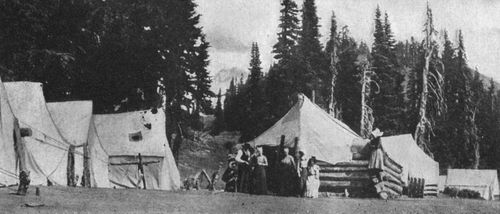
[379,134,439,190]
[4,82,72,186]
[47,101,93,186]
[445,169,500,200]
[88,109,180,190]
[248,94,360,165]
[0,78,20,186]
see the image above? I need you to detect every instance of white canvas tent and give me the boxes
[47,101,93,186]
[379,134,439,187]
[88,109,180,190]
[445,169,500,200]
[0,78,19,186]
[4,82,71,185]
[248,94,360,164]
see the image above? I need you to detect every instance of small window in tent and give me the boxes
[129,131,143,142]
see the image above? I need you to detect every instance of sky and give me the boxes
[195,0,500,82]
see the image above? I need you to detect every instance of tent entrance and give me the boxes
[108,156,162,189]
[260,145,300,195]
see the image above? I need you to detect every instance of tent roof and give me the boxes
[47,101,93,146]
[249,94,360,164]
[380,134,439,184]
[4,82,67,146]
[446,169,499,188]
[92,109,168,157]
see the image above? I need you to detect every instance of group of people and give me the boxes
[222,143,320,198]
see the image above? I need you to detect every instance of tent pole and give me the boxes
[138,153,146,189]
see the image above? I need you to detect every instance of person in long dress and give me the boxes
[278,147,296,196]
[252,146,268,195]
[235,143,253,193]
[305,156,320,198]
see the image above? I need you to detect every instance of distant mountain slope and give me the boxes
[211,67,247,93]
[478,72,500,90]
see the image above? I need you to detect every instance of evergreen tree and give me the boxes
[335,26,362,132]
[273,0,300,63]
[371,7,404,135]
[192,34,214,115]
[240,43,266,141]
[212,89,224,135]
[298,0,327,104]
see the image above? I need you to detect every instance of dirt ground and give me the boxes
[1,186,499,214]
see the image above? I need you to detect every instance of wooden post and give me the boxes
[311,90,316,104]
[13,118,26,172]
[82,143,91,187]
[138,153,146,189]
[294,137,300,173]
[67,145,75,187]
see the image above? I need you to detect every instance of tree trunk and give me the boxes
[360,62,373,139]
[328,42,338,118]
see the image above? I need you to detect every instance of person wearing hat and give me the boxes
[235,143,253,193]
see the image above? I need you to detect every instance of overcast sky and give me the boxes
[195,0,500,82]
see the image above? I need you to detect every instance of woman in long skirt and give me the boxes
[252,146,268,195]
[236,144,253,193]
[305,156,320,198]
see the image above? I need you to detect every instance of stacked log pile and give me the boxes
[318,160,374,197]
[377,155,404,198]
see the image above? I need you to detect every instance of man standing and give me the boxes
[298,151,309,197]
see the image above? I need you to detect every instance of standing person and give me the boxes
[278,147,296,196]
[305,157,320,198]
[298,151,309,197]
[252,146,268,195]
[235,143,252,193]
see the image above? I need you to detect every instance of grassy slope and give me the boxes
[177,131,240,189]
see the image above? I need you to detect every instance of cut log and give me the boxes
[383,187,401,197]
[320,180,370,188]
[382,168,403,183]
[380,171,403,185]
[383,157,403,174]
[334,161,369,167]
[321,167,371,173]
[320,171,370,178]
[382,181,403,194]
[320,176,371,182]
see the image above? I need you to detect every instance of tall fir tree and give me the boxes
[267,0,301,121]
[298,0,327,104]
[240,43,266,141]
[371,6,404,135]
[273,0,300,63]
[212,89,224,135]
